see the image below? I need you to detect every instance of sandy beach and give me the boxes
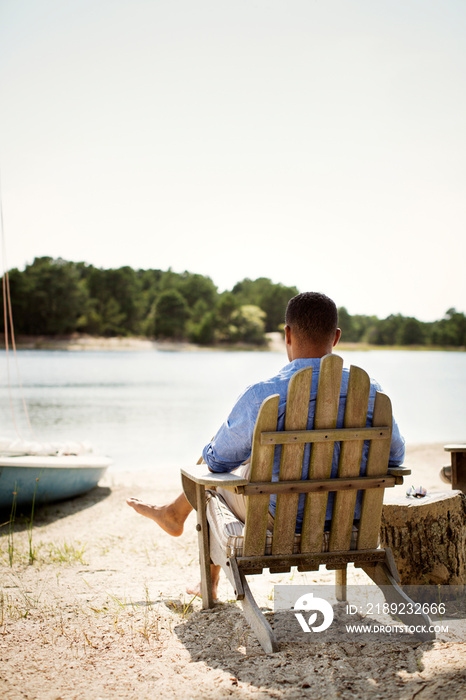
[1,442,465,699]
[13,333,458,354]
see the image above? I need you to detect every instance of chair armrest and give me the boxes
[180,464,250,488]
[387,466,411,477]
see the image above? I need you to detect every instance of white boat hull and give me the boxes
[0,455,111,510]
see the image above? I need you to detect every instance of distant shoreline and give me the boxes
[2,333,464,352]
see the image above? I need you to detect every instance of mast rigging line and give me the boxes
[0,173,34,439]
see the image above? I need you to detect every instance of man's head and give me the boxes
[284,292,341,360]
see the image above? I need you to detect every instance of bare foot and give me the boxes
[186,580,219,603]
[126,498,185,537]
[186,564,221,601]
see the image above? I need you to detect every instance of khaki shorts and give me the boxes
[216,461,275,530]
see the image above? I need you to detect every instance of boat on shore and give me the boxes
[0,440,111,510]
[1,216,112,512]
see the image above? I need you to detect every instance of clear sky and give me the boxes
[0,0,464,321]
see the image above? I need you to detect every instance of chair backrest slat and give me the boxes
[329,365,370,551]
[272,367,313,555]
[357,391,392,549]
[243,394,279,557]
[301,354,343,553]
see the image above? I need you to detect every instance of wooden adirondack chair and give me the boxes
[181,354,435,653]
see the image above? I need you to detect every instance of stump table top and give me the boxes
[383,490,463,507]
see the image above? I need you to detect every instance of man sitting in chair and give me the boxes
[127,292,405,599]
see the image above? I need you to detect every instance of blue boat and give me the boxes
[0,454,111,510]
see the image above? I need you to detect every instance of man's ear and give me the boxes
[333,328,342,347]
[284,324,292,346]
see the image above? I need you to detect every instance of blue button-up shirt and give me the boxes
[203,357,405,530]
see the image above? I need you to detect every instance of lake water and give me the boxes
[1,349,465,473]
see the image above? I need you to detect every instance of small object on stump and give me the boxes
[380,490,466,586]
[406,485,427,498]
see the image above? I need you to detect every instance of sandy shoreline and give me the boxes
[9,333,463,353]
[1,443,465,699]
[12,334,206,352]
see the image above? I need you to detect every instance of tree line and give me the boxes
[1,257,465,347]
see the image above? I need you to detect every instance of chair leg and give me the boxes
[210,542,279,653]
[239,573,279,653]
[362,562,435,642]
[335,566,347,602]
[194,483,214,609]
[210,540,279,652]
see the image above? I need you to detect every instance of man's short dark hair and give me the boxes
[285,292,338,341]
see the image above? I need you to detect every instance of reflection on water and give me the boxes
[0,349,465,472]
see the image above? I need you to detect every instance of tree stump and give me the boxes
[380,490,466,586]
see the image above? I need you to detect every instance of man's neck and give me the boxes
[284,325,341,362]
[289,343,333,361]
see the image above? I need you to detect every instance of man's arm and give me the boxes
[389,416,405,466]
[369,379,405,467]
